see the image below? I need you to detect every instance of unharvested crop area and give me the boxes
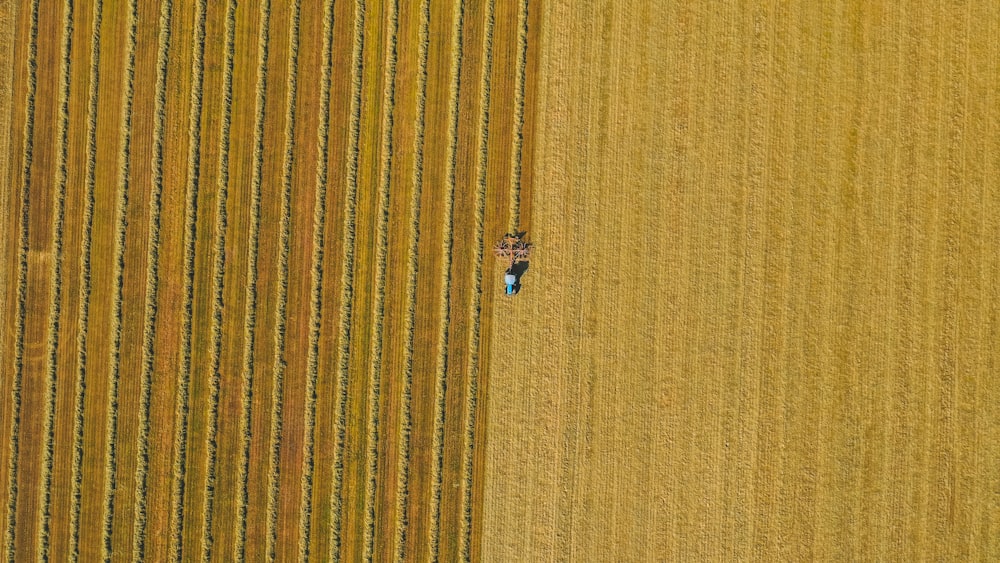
[482,0,1000,560]
[0,0,533,560]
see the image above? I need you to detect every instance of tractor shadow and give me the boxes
[508,260,530,279]
[506,260,530,295]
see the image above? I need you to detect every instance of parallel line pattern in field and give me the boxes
[168,0,208,557]
[69,0,103,556]
[392,0,430,558]
[329,0,365,556]
[132,1,173,558]
[361,0,398,557]
[264,0,301,558]
[460,0,494,558]
[429,1,465,558]
[0,0,538,559]
[234,0,271,557]
[99,0,138,556]
[297,0,335,557]
[3,0,39,558]
[37,0,74,557]
[199,0,234,559]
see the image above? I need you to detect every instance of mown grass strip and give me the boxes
[69,1,103,557]
[460,1,494,558]
[265,0,302,559]
[361,0,398,558]
[329,0,365,557]
[100,0,138,557]
[38,1,74,558]
[3,0,39,559]
[168,0,207,558]
[509,0,528,231]
[394,0,430,559]
[132,2,172,560]
[199,1,235,560]
[234,0,271,558]
[298,0,335,558]
[429,0,465,558]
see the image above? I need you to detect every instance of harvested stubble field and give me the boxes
[3,0,1000,562]
[0,0,533,559]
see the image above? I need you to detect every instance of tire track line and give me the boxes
[508,0,528,231]
[394,0,429,558]
[198,1,234,559]
[69,1,102,556]
[460,2,494,558]
[264,0,301,559]
[99,0,137,556]
[234,0,270,557]
[168,0,207,557]
[298,0,335,557]
[361,0,398,558]
[329,0,365,556]
[3,0,38,558]
[429,0,465,557]
[132,2,172,559]
[37,1,74,557]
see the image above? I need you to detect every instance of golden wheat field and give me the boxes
[3,0,1000,561]
[483,0,1000,561]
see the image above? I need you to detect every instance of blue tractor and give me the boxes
[493,233,532,296]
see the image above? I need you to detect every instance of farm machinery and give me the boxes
[492,232,532,296]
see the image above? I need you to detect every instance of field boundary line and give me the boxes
[265,0,302,558]
[3,0,38,558]
[329,0,365,557]
[132,1,173,559]
[100,0,139,557]
[234,0,271,557]
[508,0,528,231]
[298,0,336,557]
[429,0,466,558]
[69,1,103,557]
[199,0,235,560]
[361,0,399,557]
[168,0,208,557]
[38,0,75,557]
[393,0,430,558]
[460,0,494,558]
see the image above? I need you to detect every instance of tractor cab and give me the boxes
[504,273,517,295]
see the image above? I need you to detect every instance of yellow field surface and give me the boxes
[483,0,1000,560]
[0,0,532,560]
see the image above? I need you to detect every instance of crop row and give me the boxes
[392,0,432,559]
[428,1,467,559]
[296,0,336,558]
[68,0,104,558]
[3,0,38,558]
[460,0,496,559]
[37,0,75,559]
[328,0,365,558]
[129,0,172,560]
[509,0,529,231]
[198,0,235,560]
[167,0,207,558]
[263,0,302,558]
[360,0,399,558]
[234,0,270,559]
[98,0,138,558]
